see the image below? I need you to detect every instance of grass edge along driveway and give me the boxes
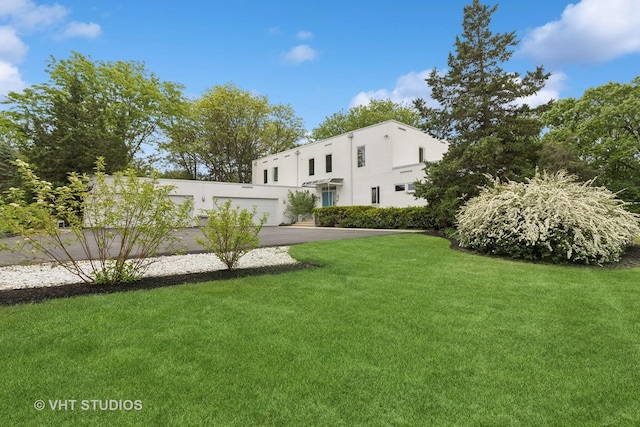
[1,233,640,426]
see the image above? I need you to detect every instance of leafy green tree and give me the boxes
[412,0,550,228]
[161,100,202,180]
[540,77,640,208]
[1,52,185,185]
[0,141,19,194]
[162,83,306,182]
[284,190,318,223]
[309,99,423,141]
[0,112,25,192]
[196,199,268,270]
[0,158,194,285]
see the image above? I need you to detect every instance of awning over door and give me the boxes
[302,178,344,187]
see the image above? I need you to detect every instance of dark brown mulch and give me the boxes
[0,262,319,307]
[421,230,640,270]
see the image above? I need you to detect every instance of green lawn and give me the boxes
[2,234,640,426]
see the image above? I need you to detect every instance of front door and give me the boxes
[322,189,335,207]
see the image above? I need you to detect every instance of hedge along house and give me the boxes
[252,120,448,209]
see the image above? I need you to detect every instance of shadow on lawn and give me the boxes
[0,262,319,307]
[424,230,640,270]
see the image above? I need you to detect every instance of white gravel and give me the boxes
[0,246,297,290]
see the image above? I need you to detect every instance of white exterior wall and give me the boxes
[252,120,448,209]
[156,178,298,226]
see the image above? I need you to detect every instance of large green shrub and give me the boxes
[313,206,373,227]
[456,170,640,264]
[196,199,268,270]
[0,158,194,284]
[313,206,433,229]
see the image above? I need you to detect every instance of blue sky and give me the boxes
[2,0,640,132]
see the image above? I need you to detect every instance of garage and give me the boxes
[214,197,280,226]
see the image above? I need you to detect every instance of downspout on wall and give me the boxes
[348,133,354,205]
[295,150,300,187]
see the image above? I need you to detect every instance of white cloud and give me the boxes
[58,21,101,39]
[0,0,69,31]
[296,30,313,40]
[0,0,100,39]
[17,3,67,30]
[0,0,35,17]
[0,0,28,15]
[268,26,281,36]
[0,60,26,98]
[0,26,28,63]
[350,69,566,110]
[349,70,434,108]
[519,0,640,65]
[517,71,567,107]
[283,44,318,64]
[0,1,102,96]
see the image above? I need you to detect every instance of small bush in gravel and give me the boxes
[456,170,640,264]
[197,199,268,270]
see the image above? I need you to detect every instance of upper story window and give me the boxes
[273,167,279,182]
[395,183,415,192]
[419,147,425,163]
[357,145,366,168]
[326,154,332,173]
[309,158,315,176]
[263,169,268,184]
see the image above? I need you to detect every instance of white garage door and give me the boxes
[219,197,279,226]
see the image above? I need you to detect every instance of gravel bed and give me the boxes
[0,246,296,290]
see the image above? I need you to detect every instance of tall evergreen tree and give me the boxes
[413,0,550,228]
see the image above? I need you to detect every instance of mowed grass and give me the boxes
[2,234,640,426]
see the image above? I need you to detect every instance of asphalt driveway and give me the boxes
[0,226,418,266]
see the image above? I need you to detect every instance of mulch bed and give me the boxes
[0,262,319,307]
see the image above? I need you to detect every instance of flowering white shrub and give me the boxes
[456,170,640,264]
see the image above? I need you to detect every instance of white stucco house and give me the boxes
[157,120,448,226]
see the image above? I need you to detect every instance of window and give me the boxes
[326,154,332,173]
[263,169,268,184]
[309,158,315,176]
[273,167,279,182]
[396,183,415,192]
[419,147,425,163]
[357,145,366,167]
[371,186,380,204]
